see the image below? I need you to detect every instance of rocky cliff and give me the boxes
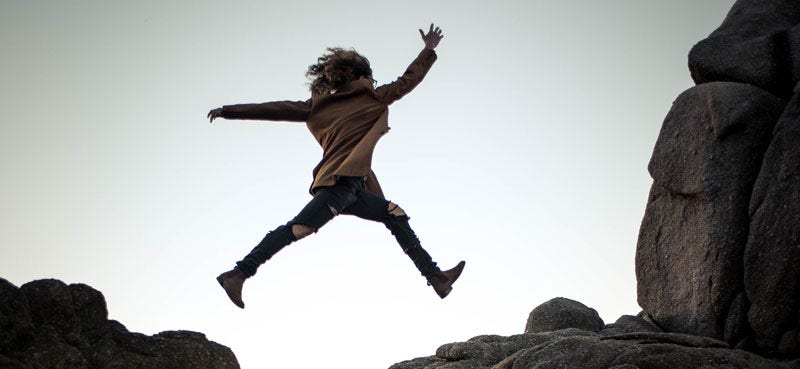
[639,0,800,355]
[0,278,239,369]
[391,0,800,368]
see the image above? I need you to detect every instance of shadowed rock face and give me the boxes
[634,0,800,357]
[0,278,240,369]
[636,82,785,342]
[745,87,800,354]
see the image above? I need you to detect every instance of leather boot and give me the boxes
[427,261,466,299]
[216,267,248,309]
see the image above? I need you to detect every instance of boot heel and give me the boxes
[428,261,465,299]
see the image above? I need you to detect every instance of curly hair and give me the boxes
[306,47,374,94]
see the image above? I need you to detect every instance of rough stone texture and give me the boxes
[688,0,800,99]
[391,311,790,369]
[599,313,663,336]
[0,279,32,353]
[636,82,785,341]
[524,297,604,334]
[744,84,800,354]
[0,278,239,369]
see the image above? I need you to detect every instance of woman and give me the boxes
[209,24,464,309]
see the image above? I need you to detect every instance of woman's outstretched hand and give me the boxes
[419,23,443,50]
[208,108,223,123]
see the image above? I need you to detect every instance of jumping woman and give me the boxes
[209,24,465,309]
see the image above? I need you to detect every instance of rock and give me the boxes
[0,278,32,352]
[636,82,785,341]
[600,314,663,336]
[20,279,81,339]
[400,326,788,369]
[68,283,108,340]
[780,331,800,356]
[745,86,800,352]
[435,329,596,367]
[645,82,784,198]
[494,335,625,369]
[688,0,800,99]
[785,358,800,369]
[524,297,604,334]
[723,292,751,347]
[0,355,28,369]
[0,278,239,369]
[388,356,446,369]
[600,332,730,349]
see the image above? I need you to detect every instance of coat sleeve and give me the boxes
[221,99,311,122]
[375,49,438,105]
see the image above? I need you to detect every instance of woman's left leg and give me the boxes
[341,189,440,278]
[342,190,465,298]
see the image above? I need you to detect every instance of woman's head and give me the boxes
[306,47,374,94]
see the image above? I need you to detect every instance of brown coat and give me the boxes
[221,48,438,198]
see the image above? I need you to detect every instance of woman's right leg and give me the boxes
[217,179,360,308]
[236,181,359,277]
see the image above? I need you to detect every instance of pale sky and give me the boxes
[1,1,734,368]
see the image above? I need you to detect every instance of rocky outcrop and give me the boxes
[390,298,793,369]
[688,0,800,99]
[0,278,239,369]
[636,82,785,342]
[634,0,800,356]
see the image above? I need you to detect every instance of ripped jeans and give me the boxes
[235,176,440,278]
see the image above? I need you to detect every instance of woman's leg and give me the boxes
[217,179,362,308]
[342,186,465,298]
[237,179,361,276]
[342,190,440,278]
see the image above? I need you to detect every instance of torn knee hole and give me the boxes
[291,224,316,239]
[387,202,406,217]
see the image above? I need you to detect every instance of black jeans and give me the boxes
[236,176,439,278]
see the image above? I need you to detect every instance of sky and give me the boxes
[0,1,735,368]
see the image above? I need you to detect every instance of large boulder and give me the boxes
[688,0,800,99]
[636,82,785,341]
[744,84,800,354]
[0,278,240,369]
[524,297,604,334]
